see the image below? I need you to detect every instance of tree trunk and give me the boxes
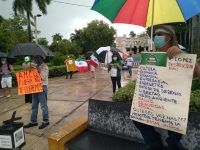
[190,14,200,54]
[27,11,32,42]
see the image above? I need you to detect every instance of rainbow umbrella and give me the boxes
[92,0,200,49]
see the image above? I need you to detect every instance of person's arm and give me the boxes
[114,61,122,70]
[39,65,48,80]
[8,65,14,74]
[193,62,200,78]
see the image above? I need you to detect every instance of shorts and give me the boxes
[1,77,12,88]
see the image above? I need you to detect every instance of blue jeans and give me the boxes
[128,66,132,76]
[111,77,121,93]
[134,121,184,150]
[30,85,49,123]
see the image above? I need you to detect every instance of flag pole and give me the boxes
[150,0,155,51]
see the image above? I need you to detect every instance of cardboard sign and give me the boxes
[16,69,42,95]
[130,52,196,134]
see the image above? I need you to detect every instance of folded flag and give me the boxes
[90,52,99,68]
[75,58,89,73]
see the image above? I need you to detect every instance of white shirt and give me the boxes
[126,57,134,66]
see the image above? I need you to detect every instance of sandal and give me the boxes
[6,95,11,98]
[0,95,5,98]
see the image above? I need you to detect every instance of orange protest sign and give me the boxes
[15,69,43,95]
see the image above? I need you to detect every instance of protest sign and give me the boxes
[15,69,42,95]
[130,52,196,134]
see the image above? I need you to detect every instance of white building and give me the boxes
[115,34,156,57]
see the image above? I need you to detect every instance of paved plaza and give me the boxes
[0,68,137,150]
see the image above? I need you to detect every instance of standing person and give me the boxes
[64,56,77,79]
[0,58,14,98]
[24,55,49,129]
[22,56,37,103]
[134,25,200,150]
[126,54,133,77]
[107,53,122,94]
[86,57,96,78]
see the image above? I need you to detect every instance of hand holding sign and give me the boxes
[15,69,43,95]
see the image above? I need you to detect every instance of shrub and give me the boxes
[49,65,66,77]
[52,55,66,66]
[112,80,136,103]
[113,79,200,112]
[189,90,200,112]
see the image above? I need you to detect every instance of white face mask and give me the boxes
[1,61,6,64]
[113,57,117,60]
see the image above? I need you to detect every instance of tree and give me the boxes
[138,31,148,37]
[38,37,48,46]
[0,14,28,53]
[52,33,63,43]
[70,20,116,53]
[8,0,51,42]
[129,31,136,38]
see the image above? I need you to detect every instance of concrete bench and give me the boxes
[49,99,200,150]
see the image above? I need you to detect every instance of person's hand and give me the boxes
[167,46,184,58]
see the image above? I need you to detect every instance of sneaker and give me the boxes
[24,123,38,128]
[39,122,49,129]
[6,95,11,98]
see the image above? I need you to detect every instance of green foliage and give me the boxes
[113,80,136,103]
[129,31,136,38]
[52,55,66,66]
[190,90,200,112]
[70,19,116,53]
[191,78,200,91]
[49,65,66,78]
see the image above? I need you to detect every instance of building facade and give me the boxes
[115,34,156,57]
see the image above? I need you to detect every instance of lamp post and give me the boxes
[34,14,42,44]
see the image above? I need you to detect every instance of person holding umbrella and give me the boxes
[24,55,50,129]
[134,25,200,150]
[0,58,14,98]
[107,53,122,94]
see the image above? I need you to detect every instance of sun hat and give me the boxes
[24,56,31,64]
[147,25,178,47]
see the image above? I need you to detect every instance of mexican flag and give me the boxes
[75,58,89,73]
[90,52,100,68]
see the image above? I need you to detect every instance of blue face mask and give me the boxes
[34,58,40,64]
[153,36,166,48]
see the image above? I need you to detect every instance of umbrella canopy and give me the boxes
[8,43,55,58]
[0,52,17,64]
[92,0,200,27]
[84,51,94,58]
[96,46,123,64]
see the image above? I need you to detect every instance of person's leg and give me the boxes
[30,93,39,124]
[1,78,6,96]
[66,71,68,79]
[128,66,132,76]
[116,76,121,89]
[134,121,163,148]
[38,86,49,123]
[6,77,12,97]
[70,71,73,79]
[166,131,184,150]
[111,77,117,93]
[29,94,32,103]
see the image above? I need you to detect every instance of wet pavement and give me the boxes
[0,68,137,150]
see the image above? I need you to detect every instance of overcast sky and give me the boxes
[0,0,146,44]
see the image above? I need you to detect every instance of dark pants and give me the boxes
[134,121,184,150]
[25,94,32,103]
[66,71,73,79]
[111,77,121,93]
